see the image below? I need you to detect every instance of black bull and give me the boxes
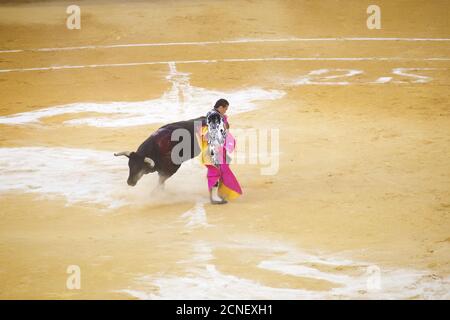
[114,116,206,187]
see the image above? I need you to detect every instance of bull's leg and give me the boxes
[159,174,168,189]
[153,173,169,192]
[153,164,179,192]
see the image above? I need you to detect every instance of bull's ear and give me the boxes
[114,151,132,158]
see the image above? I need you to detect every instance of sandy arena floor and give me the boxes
[0,0,449,299]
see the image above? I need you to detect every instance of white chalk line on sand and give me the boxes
[1,57,449,74]
[120,239,450,299]
[179,201,213,229]
[1,37,450,54]
[0,62,284,127]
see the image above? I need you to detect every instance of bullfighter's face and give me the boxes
[127,152,156,186]
[216,104,228,115]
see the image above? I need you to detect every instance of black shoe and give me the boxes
[210,197,228,205]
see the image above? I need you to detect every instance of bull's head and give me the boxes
[114,151,156,186]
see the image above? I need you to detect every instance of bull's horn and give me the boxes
[143,157,155,167]
[114,151,131,157]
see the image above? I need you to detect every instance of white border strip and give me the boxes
[0,57,450,73]
[1,37,450,54]
[1,57,449,73]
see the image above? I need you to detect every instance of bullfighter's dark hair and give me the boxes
[213,98,229,109]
